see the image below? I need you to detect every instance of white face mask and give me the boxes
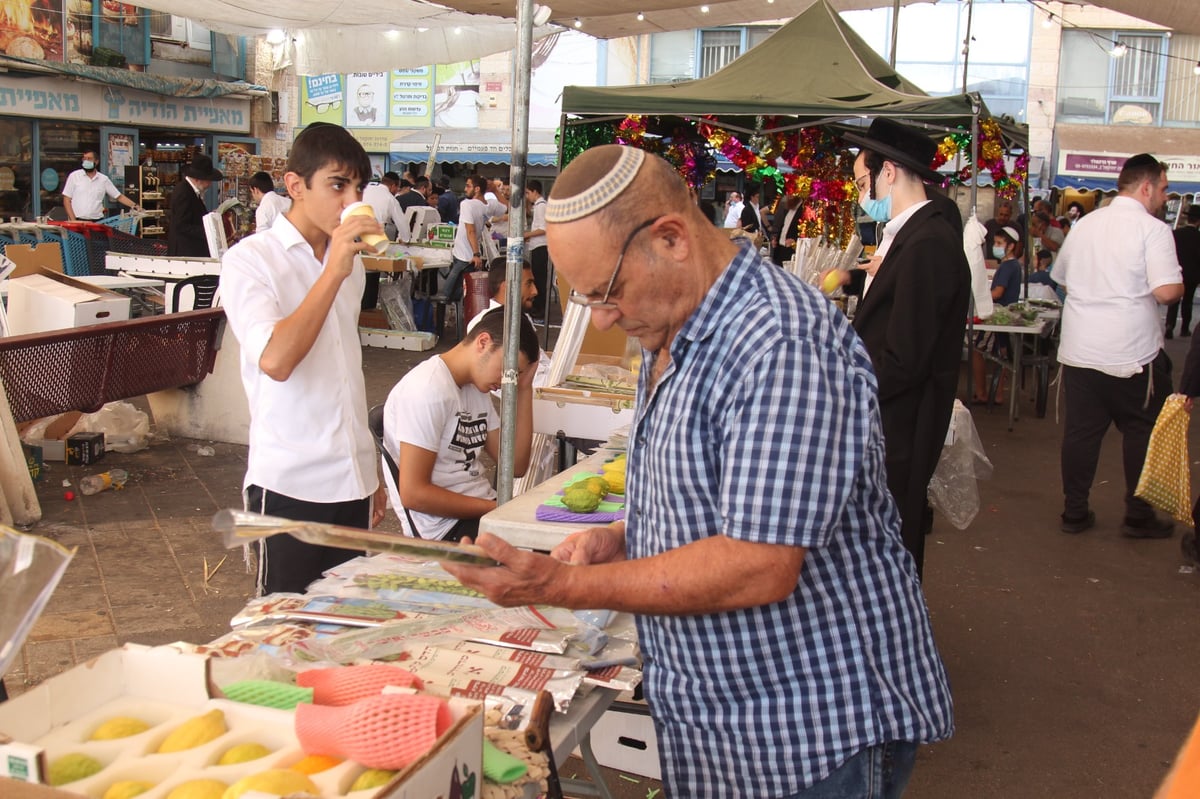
[82,160,95,171]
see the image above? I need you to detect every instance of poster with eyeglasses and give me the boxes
[300,74,344,126]
[346,72,387,128]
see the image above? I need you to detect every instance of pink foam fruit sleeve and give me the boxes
[297,663,424,706]
[294,693,454,770]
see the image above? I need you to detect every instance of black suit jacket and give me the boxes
[772,205,803,263]
[1175,226,1200,284]
[167,180,211,257]
[739,203,761,233]
[851,200,970,563]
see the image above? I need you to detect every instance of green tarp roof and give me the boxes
[563,0,996,135]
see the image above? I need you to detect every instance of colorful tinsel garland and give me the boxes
[929,118,1028,200]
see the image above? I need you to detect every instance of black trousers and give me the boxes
[246,485,369,595]
[1165,279,1199,333]
[529,246,549,315]
[1061,352,1172,521]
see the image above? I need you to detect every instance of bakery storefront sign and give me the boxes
[0,75,250,134]
[1058,150,1200,185]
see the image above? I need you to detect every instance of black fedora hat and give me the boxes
[842,118,942,184]
[184,154,224,182]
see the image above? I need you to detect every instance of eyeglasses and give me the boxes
[309,99,342,113]
[568,216,662,310]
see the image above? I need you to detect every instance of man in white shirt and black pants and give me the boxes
[62,150,138,221]
[1053,153,1183,538]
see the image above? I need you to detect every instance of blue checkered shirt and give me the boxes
[626,245,954,796]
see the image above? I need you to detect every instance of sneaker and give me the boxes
[1060,510,1095,534]
[1120,516,1174,539]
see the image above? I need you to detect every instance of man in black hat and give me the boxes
[167,153,224,257]
[842,118,971,579]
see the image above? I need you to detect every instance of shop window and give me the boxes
[649,26,778,84]
[698,29,740,78]
[38,123,98,220]
[0,118,33,219]
[1058,30,1167,125]
[94,8,149,66]
[211,33,246,80]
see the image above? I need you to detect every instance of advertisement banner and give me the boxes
[0,0,65,63]
[389,67,433,128]
[1059,150,1200,184]
[301,73,344,126]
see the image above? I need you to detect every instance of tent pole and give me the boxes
[889,0,900,68]
[498,0,535,505]
[961,0,974,95]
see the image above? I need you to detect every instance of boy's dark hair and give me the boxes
[1117,153,1165,193]
[528,179,543,195]
[464,306,538,365]
[250,171,275,194]
[383,171,401,183]
[287,123,371,188]
[486,257,531,297]
[1036,249,1052,263]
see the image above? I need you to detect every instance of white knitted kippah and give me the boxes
[545,147,645,223]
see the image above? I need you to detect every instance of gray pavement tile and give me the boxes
[106,582,195,611]
[109,602,204,638]
[30,609,115,642]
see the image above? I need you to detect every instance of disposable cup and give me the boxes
[340,202,389,254]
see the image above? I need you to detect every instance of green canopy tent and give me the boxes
[563,0,1002,134]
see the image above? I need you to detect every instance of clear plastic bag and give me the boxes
[928,400,994,530]
[70,401,151,453]
[0,528,74,678]
[378,272,417,332]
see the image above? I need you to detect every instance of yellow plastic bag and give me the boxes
[1135,393,1194,526]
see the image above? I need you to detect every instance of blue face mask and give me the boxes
[992,245,1007,260]
[81,160,95,171]
[861,193,891,224]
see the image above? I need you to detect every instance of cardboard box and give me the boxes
[7,270,131,335]
[21,442,43,482]
[65,432,104,466]
[0,644,483,799]
[6,242,64,278]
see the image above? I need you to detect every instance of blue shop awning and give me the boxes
[390,128,558,166]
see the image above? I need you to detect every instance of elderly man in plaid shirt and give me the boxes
[447,146,953,799]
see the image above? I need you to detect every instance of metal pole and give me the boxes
[961,0,974,95]
[889,0,900,68]
[497,0,534,505]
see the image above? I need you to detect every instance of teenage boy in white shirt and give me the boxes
[220,123,387,595]
[382,307,539,542]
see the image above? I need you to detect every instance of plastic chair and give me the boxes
[369,403,401,495]
[171,274,220,313]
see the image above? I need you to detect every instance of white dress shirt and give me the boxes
[1054,195,1182,377]
[220,214,378,502]
[362,183,406,238]
[62,169,120,219]
[254,190,290,232]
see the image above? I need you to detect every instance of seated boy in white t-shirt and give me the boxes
[382,307,539,541]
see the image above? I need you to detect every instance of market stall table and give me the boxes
[480,449,622,552]
[971,318,1048,431]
